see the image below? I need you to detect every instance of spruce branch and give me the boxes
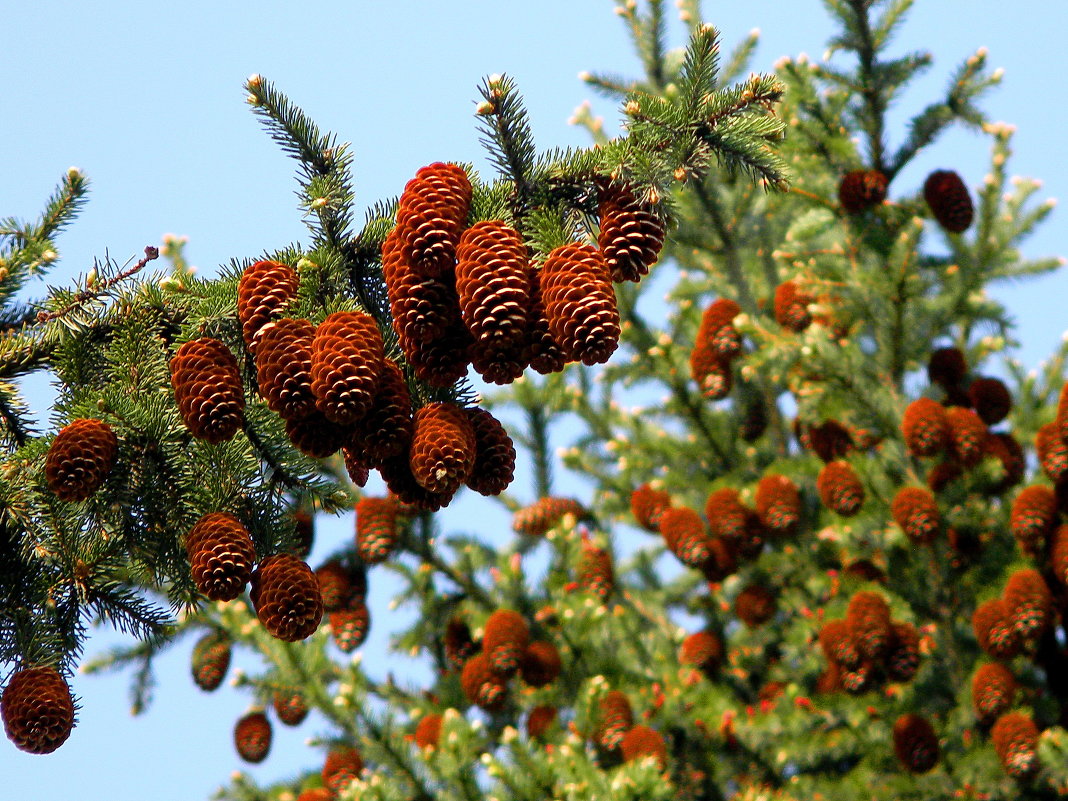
[36,246,159,324]
[475,74,538,222]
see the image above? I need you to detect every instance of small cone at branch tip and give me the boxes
[541,242,620,365]
[322,745,364,796]
[483,609,530,677]
[1009,485,1057,555]
[631,483,672,531]
[44,418,119,502]
[773,280,812,332]
[233,711,272,764]
[891,487,940,545]
[924,169,974,233]
[816,460,865,516]
[237,259,299,353]
[169,338,246,443]
[250,554,324,642]
[754,474,801,534]
[972,662,1016,723]
[838,169,888,214]
[1,666,76,754]
[464,407,516,497]
[901,398,949,458]
[991,712,1040,778]
[620,724,668,769]
[272,687,308,727]
[191,631,232,692]
[892,713,939,774]
[184,512,256,602]
[355,496,400,564]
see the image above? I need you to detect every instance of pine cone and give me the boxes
[170,338,245,443]
[891,487,940,545]
[355,496,399,564]
[541,242,620,365]
[322,746,364,796]
[44,418,118,502]
[329,599,371,652]
[901,397,949,458]
[659,506,712,568]
[464,407,516,496]
[689,346,733,399]
[972,663,1016,723]
[272,687,309,727]
[455,220,531,347]
[885,622,921,683]
[967,376,1011,425]
[838,169,888,214]
[700,537,739,583]
[315,560,352,612]
[395,162,472,278]
[444,617,478,672]
[290,509,315,558]
[1,666,75,754]
[254,318,317,420]
[927,346,968,388]
[1036,422,1068,483]
[513,496,585,536]
[1052,524,1068,586]
[184,512,256,601]
[923,169,974,233]
[469,337,529,385]
[695,298,743,359]
[705,487,749,539]
[754,474,801,534]
[343,446,370,487]
[483,609,529,677]
[409,402,476,495]
[631,483,672,531]
[346,360,412,467]
[680,630,723,675]
[892,714,939,774]
[383,228,464,345]
[460,652,508,711]
[773,280,812,332]
[816,460,865,516]
[801,419,855,462]
[237,260,299,353]
[734,584,776,627]
[991,712,1039,777]
[405,321,473,387]
[284,411,349,459]
[191,631,231,692]
[414,713,443,749]
[596,182,666,282]
[1057,380,1068,444]
[523,264,568,375]
[1009,485,1057,555]
[297,789,332,801]
[579,538,615,600]
[526,705,557,739]
[972,598,1020,660]
[250,554,324,642]
[620,725,668,769]
[819,619,862,669]
[310,311,384,425]
[846,591,893,661]
[519,640,562,688]
[1003,568,1054,643]
[233,711,272,763]
[945,406,987,468]
[379,451,455,512]
[843,559,886,583]
[595,690,633,751]
[984,432,1024,492]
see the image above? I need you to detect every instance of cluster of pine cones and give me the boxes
[592,689,668,769]
[839,167,974,234]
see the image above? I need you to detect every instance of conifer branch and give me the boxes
[475,74,538,221]
[36,246,159,324]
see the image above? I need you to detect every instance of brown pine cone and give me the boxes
[250,554,324,642]
[526,705,557,739]
[512,496,585,536]
[579,538,614,600]
[1009,485,1057,556]
[379,451,455,512]
[330,598,371,652]
[892,714,939,773]
[945,406,987,468]
[540,242,620,366]
[972,663,1016,723]
[924,170,974,233]
[802,419,855,462]
[483,609,530,677]
[838,169,888,214]
[315,560,352,612]
[700,536,739,582]
[734,584,776,627]
[464,407,516,496]
[455,220,531,347]
[991,712,1039,777]
[695,298,742,359]
[401,316,473,388]
[460,652,508,711]
[342,445,370,487]
[191,631,232,692]
[690,342,733,400]
[754,474,801,535]
[414,713,443,749]
[322,746,364,796]
[967,376,1011,425]
[523,264,568,375]
[901,398,949,458]
[845,591,893,661]
[1052,524,1068,586]
[885,622,922,683]
[237,259,299,353]
[255,318,317,420]
[596,181,666,282]
[346,360,413,467]
[409,402,476,495]
[819,619,861,669]
[620,725,668,769]
[659,506,712,568]
[272,687,308,727]
[816,460,865,516]
[519,640,562,688]
[891,487,940,545]
[680,630,724,675]
[972,598,1020,660]
[185,512,256,601]
[928,346,968,388]
[310,311,385,425]
[355,496,399,564]
[470,336,529,385]
[1036,422,1068,483]
[595,690,633,751]
[383,228,464,345]
[1,666,75,754]
[1003,569,1054,643]
[44,418,118,502]
[170,338,245,443]
[444,617,478,672]
[395,162,472,278]
[630,483,672,531]
[234,711,272,763]
[773,280,812,332]
[284,411,350,459]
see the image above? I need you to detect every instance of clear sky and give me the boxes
[3,2,1067,799]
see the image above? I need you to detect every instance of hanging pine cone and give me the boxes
[237,259,299,353]
[315,560,352,612]
[923,169,974,233]
[967,376,1011,425]
[170,338,246,443]
[928,346,968,388]
[409,402,476,496]
[444,617,478,672]
[233,711,272,763]
[285,411,349,458]
[844,559,886,583]
[620,725,668,769]
[527,705,557,739]
[395,162,472,278]
[455,220,531,347]
[343,446,370,488]
[1057,380,1068,443]
[250,554,324,642]
[984,432,1025,492]
[801,419,855,462]
[1003,568,1054,643]
[754,474,801,535]
[892,714,939,774]
[464,407,516,496]
[1,666,75,754]
[523,264,568,375]
[773,280,812,333]
[355,496,399,564]
[705,487,749,540]
[596,181,666,282]
[991,712,1040,778]
[379,451,454,512]
[540,242,620,366]
[460,652,508,711]
[885,622,921,683]
[901,398,949,458]
[945,406,987,468]
[659,506,712,568]
[680,630,724,676]
[345,360,413,468]
[579,538,615,600]
[972,663,1017,723]
[846,591,893,661]
[414,712,443,749]
[483,609,530,677]
[689,345,733,400]
[310,311,385,425]
[1052,524,1068,586]
[469,336,529,385]
[322,746,364,796]
[838,169,888,214]
[512,496,585,536]
[700,536,739,583]
[630,483,672,531]
[404,321,473,388]
[184,512,256,602]
[519,640,562,688]
[891,487,940,545]
[695,298,743,360]
[595,690,633,751]
[1036,422,1068,483]
[972,598,1020,660]
[816,460,865,516]
[819,619,862,668]
[734,584,776,627]
[191,631,232,692]
[330,598,371,653]
[383,228,465,345]
[272,687,309,727]
[1009,485,1058,556]
[254,318,317,421]
[44,418,119,502]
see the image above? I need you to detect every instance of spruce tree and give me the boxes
[3,1,1068,799]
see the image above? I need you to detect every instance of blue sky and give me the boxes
[3,2,1067,799]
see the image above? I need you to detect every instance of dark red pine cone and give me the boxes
[460,652,508,711]
[512,496,585,536]
[991,712,1039,777]
[695,298,743,360]
[659,506,712,568]
[945,406,987,468]
[297,790,332,801]
[845,591,893,661]
[689,346,733,400]
[901,397,949,458]
[705,487,750,540]
[44,418,118,502]
[967,376,1011,425]
[523,264,568,375]
[734,584,776,627]
[483,609,530,677]
[169,338,246,443]
[355,496,400,565]
[885,622,921,683]
[310,311,385,425]
[379,451,454,512]
[679,630,724,675]
[579,538,615,600]
[1009,485,1058,555]
[519,640,562,688]
[843,559,885,584]
[803,419,854,462]
[838,169,888,214]
[1037,422,1068,483]
[891,487,940,545]
[927,347,968,389]
[414,713,443,749]
[1003,569,1054,643]
[191,631,231,692]
[1052,524,1068,586]
[892,713,939,774]
[395,162,472,278]
[754,474,801,534]
[773,280,812,332]
[237,259,299,353]
[620,725,668,769]
[455,220,531,347]
[463,407,515,496]
[284,411,349,459]
[184,512,256,602]
[972,598,1020,660]
[595,690,633,751]
[409,402,476,496]
[272,687,308,727]
[1,666,75,754]
[444,617,478,672]
[972,663,1016,723]
[233,711,272,763]
[250,554,324,642]
[345,360,411,467]
[923,169,974,233]
[984,432,1025,492]
[330,598,371,652]
[254,318,317,421]
[526,705,557,739]
[322,745,364,796]
[404,321,473,388]
[470,336,529,385]
[630,483,672,531]
[596,181,666,283]
[738,395,769,442]
[382,228,464,345]
[342,446,370,487]
[315,560,352,612]
[819,619,861,669]
[816,460,865,516]
[540,242,620,366]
